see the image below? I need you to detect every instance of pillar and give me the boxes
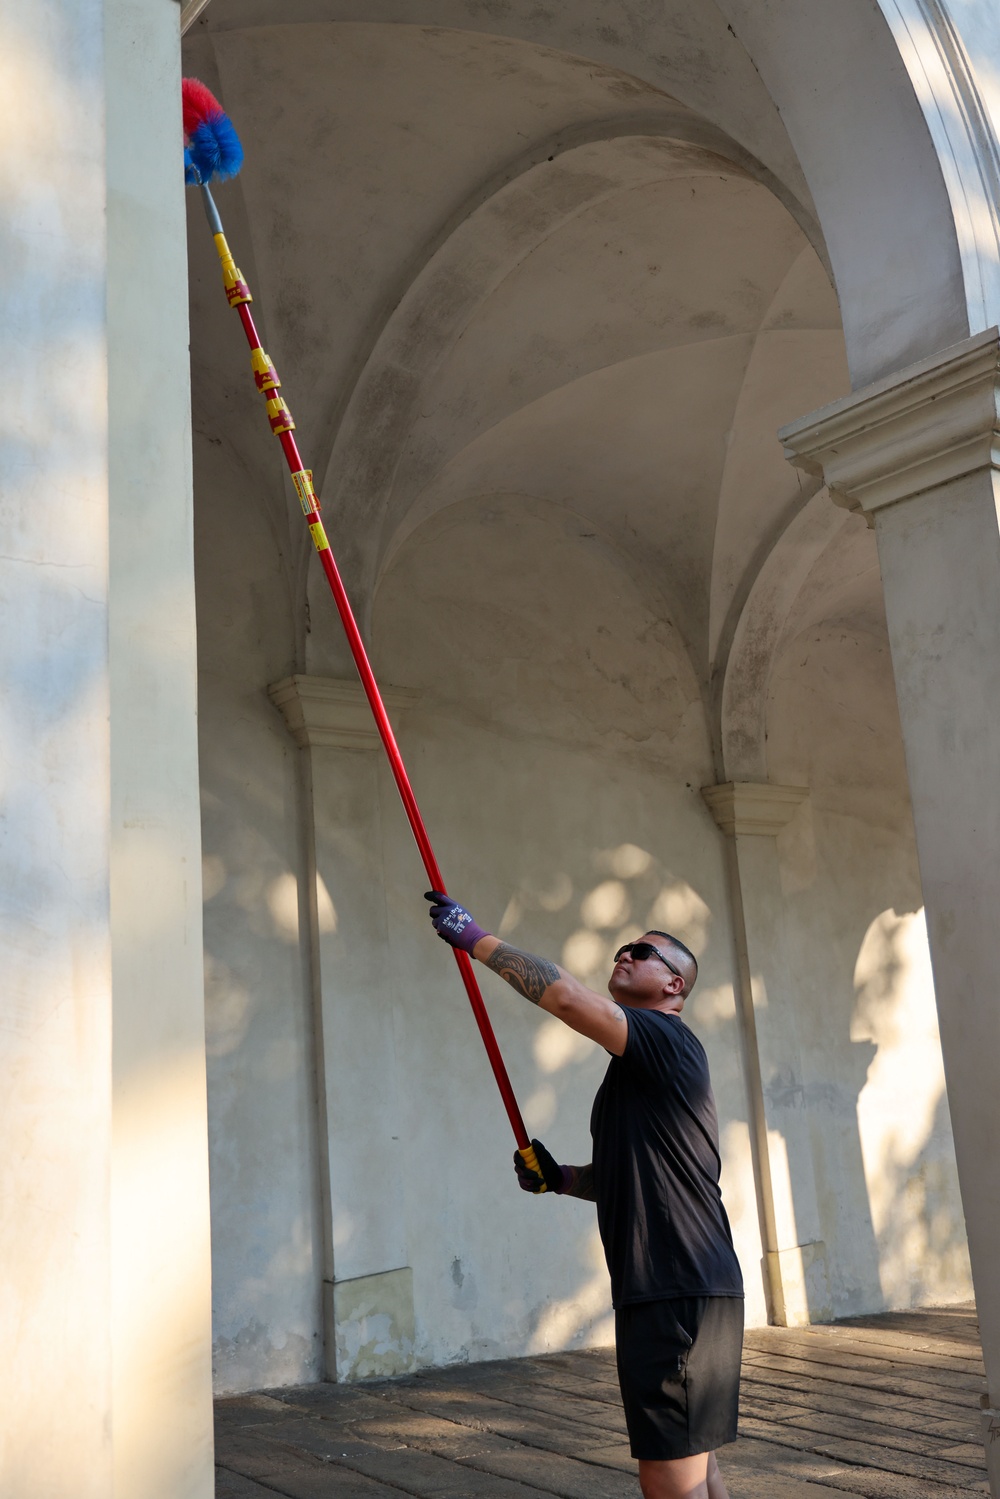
[781,327,1000,1491]
[0,2,213,1495]
[270,674,418,1380]
[703,783,833,1326]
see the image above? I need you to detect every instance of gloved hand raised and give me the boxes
[514,1138,572,1194]
[424,891,490,953]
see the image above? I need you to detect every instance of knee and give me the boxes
[637,1456,710,1499]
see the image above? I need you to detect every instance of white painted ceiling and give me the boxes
[186,12,880,701]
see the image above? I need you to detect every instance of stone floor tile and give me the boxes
[216,1306,988,1497]
[216,1470,293,1498]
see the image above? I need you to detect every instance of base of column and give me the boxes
[982,1399,1000,1488]
[767,1241,832,1327]
[329,1267,416,1381]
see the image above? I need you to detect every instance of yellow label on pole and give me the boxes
[292,470,316,514]
[308,520,330,552]
[213,233,252,305]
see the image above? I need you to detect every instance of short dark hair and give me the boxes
[646,930,698,995]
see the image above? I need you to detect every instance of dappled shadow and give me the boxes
[851,908,972,1309]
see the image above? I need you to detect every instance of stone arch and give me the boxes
[717,488,854,781]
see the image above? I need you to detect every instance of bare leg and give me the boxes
[706,1452,730,1499]
[638,1454,710,1498]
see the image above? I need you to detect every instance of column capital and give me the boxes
[702,781,808,837]
[269,674,418,750]
[779,327,1000,520]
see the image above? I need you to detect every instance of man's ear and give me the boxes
[665,972,685,1000]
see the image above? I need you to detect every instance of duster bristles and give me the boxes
[182,77,244,185]
[182,78,222,136]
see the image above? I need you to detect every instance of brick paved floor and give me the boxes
[215,1305,988,1498]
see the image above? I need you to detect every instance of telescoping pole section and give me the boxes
[199,185,544,1177]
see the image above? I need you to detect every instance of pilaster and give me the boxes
[703,784,830,1328]
[270,674,418,1380]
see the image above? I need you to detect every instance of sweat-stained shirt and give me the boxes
[590,1006,743,1307]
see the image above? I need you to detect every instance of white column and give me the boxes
[781,328,1000,1492]
[108,2,214,1492]
[270,675,417,1380]
[702,784,832,1327]
[0,3,213,1497]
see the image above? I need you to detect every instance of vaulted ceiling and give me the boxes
[185,9,885,754]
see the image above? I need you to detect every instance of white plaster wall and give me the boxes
[189,321,973,1388]
[187,160,326,1392]
[372,496,768,1363]
[764,533,973,1316]
[198,702,323,1395]
[182,4,976,1389]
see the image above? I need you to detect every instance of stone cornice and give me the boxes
[269,674,418,750]
[779,327,1000,518]
[702,782,809,837]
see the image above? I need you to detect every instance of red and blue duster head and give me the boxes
[183,78,243,185]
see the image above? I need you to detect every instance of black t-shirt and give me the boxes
[590,1006,743,1307]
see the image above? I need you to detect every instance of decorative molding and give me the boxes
[779,327,1000,518]
[268,675,418,750]
[702,782,809,837]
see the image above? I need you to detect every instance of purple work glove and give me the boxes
[514,1139,573,1195]
[424,891,489,953]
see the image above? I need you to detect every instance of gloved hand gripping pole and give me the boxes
[195,174,542,1181]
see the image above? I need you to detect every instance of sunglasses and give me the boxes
[613,941,681,977]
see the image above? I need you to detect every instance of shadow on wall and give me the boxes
[758,886,972,1326]
[503,841,724,1356]
[851,907,973,1308]
[413,840,771,1364]
[753,887,972,1325]
[762,592,973,1324]
[198,728,326,1391]
[330,494,971,1374]
[509,839,710,1134]
[369,492,754,1369]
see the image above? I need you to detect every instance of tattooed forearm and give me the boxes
[484,942,560,1004]
[563,1164,597,1202]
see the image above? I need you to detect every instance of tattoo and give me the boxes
[484,942,560,1004]
[564,1164,597,1202]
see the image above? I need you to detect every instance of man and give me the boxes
[425,891,743,1499]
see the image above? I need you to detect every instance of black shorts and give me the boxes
[615,1295,743,1461]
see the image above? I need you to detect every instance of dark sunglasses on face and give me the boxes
[613,941,681,977]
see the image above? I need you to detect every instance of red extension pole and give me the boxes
[200,186,534,1156]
